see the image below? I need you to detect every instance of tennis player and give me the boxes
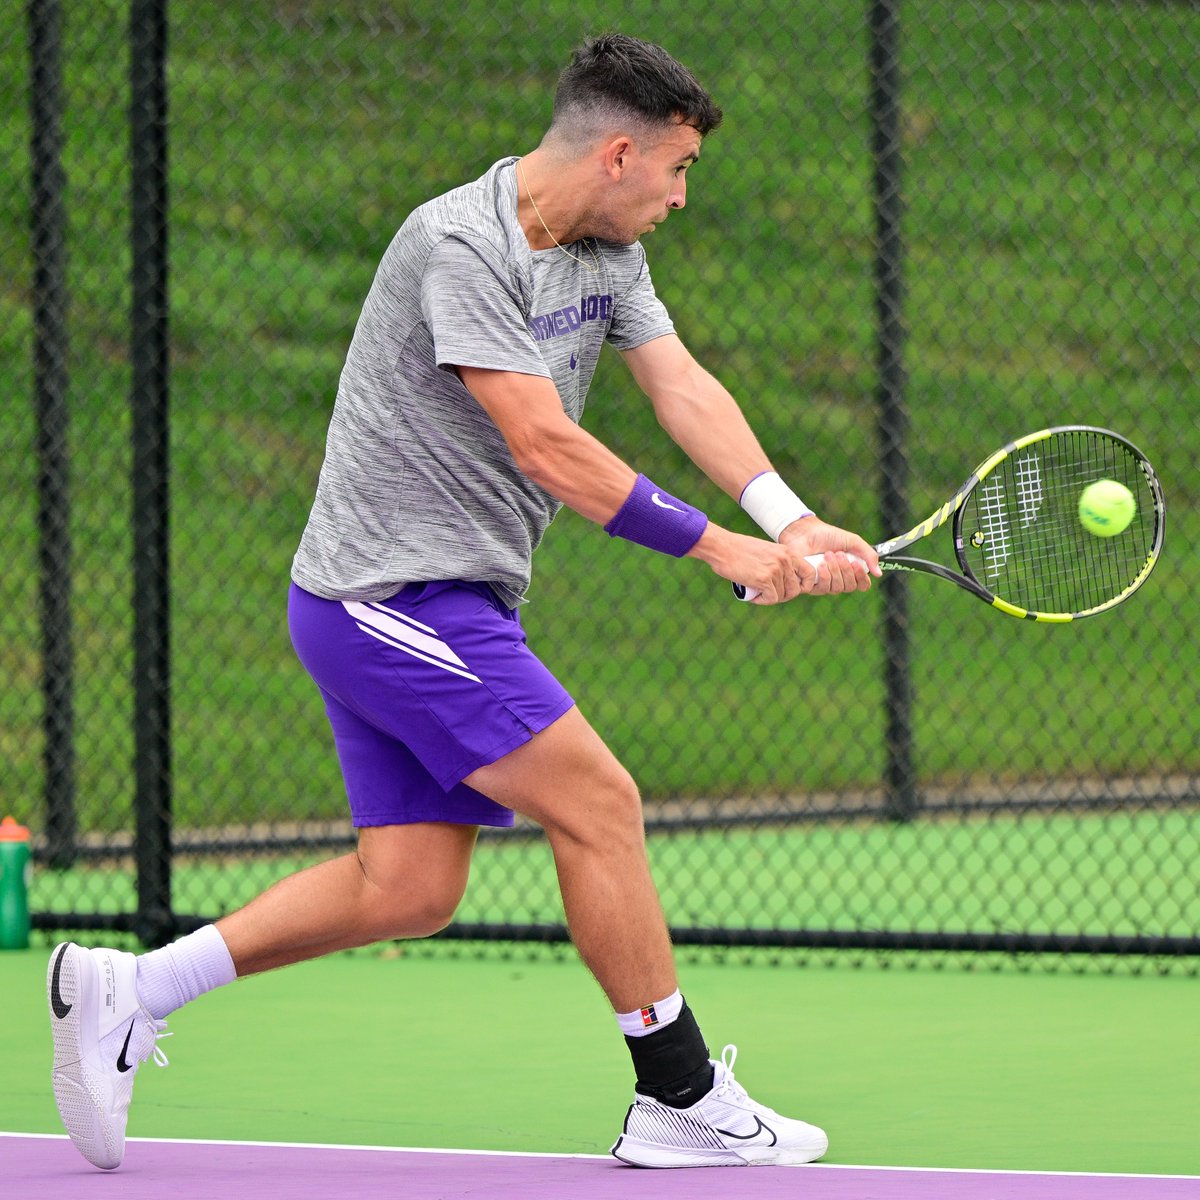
[47,33,880,1171]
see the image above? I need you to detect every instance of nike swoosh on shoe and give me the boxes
[116,1023,136,1073]
[50,945,73,1019]
[714,1116,778,1146]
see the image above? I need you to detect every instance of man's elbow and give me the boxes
[506,426,568,489]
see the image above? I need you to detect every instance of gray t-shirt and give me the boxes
[291,157,675,608]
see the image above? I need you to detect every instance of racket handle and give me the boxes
[732,552,866,602]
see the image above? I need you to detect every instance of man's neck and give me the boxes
[516,151,588,251]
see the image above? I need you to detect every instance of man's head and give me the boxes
[533,35,722,245]
[548,33,723,152]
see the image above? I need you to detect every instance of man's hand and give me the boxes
[774,516,881,597]
[687,519,880,604]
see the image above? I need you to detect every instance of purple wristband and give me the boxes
[604,474,708,558]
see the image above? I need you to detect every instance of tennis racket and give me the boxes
[734,425,1164,622]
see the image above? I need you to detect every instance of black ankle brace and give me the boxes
[625,999,715,1108]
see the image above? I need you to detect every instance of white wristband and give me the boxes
[739,471,814,541]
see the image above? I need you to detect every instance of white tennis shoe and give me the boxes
[47,941,171,1170]
[611,1044,829,1168]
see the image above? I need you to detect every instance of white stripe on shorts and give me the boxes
[363,599,438,635]
[343,601,482,683]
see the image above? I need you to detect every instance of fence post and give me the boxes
[130,0,174,946]
[28,0,77,868]
[868,0,917,822]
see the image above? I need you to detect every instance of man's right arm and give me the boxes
[456,366,636,523]
[455,365,815,603]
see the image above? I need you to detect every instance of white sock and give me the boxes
[616,988,684,1038]
[135,925,237,1020]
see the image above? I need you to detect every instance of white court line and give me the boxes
[3,1131,1196,1180]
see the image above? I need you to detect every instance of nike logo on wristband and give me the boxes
[651,493,684,512]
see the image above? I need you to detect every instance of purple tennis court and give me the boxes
[5,1135,1197,1200]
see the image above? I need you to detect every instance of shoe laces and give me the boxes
[710,1044,776,1116]
[712,1044,750,1103]
[139,1011,173,1068]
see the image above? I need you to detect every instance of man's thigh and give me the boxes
[464,705,640,835]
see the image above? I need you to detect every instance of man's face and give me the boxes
[602,121,702,244]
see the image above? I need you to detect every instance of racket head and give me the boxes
[951,425,1164,620]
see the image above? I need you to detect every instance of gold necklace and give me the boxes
[517,160,600,273]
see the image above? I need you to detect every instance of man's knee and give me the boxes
[465,707,646,847]
[600,765,643,827]
[359,868,464,940]
[392,890,461,939]
[543,763,644,848]
[353,828,473,939]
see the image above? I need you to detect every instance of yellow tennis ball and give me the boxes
[1079,479,1135,536]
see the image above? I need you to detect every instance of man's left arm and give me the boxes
[620,333,880,579]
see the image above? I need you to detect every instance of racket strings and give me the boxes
[958,430,1159,615]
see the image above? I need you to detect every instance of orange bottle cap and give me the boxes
[0,816,31,841]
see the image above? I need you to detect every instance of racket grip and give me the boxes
[732,553,866,602]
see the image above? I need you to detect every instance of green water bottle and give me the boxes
[0,816,32,949]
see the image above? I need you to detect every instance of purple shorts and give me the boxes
[287,581,575,828]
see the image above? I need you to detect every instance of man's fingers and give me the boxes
[805,550,871,594]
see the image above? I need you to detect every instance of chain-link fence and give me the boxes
[4,2,1197,966]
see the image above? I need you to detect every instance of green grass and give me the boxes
[4,947,1198,1174]
[1,2,1198,841]
[29,809,1200,943]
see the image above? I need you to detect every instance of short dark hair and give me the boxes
[550,34,723,143]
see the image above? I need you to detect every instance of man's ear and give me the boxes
[602,135,635,180]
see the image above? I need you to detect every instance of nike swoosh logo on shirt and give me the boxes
[651,493,684,512]
[116,1022,136,1073]
[50,945,72,1019]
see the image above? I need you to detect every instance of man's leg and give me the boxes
[465,705,829,1168]
[466,707,710,1106]
[48,822,477,1170]
[216,822,478,975]
[465,705,672,1012]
